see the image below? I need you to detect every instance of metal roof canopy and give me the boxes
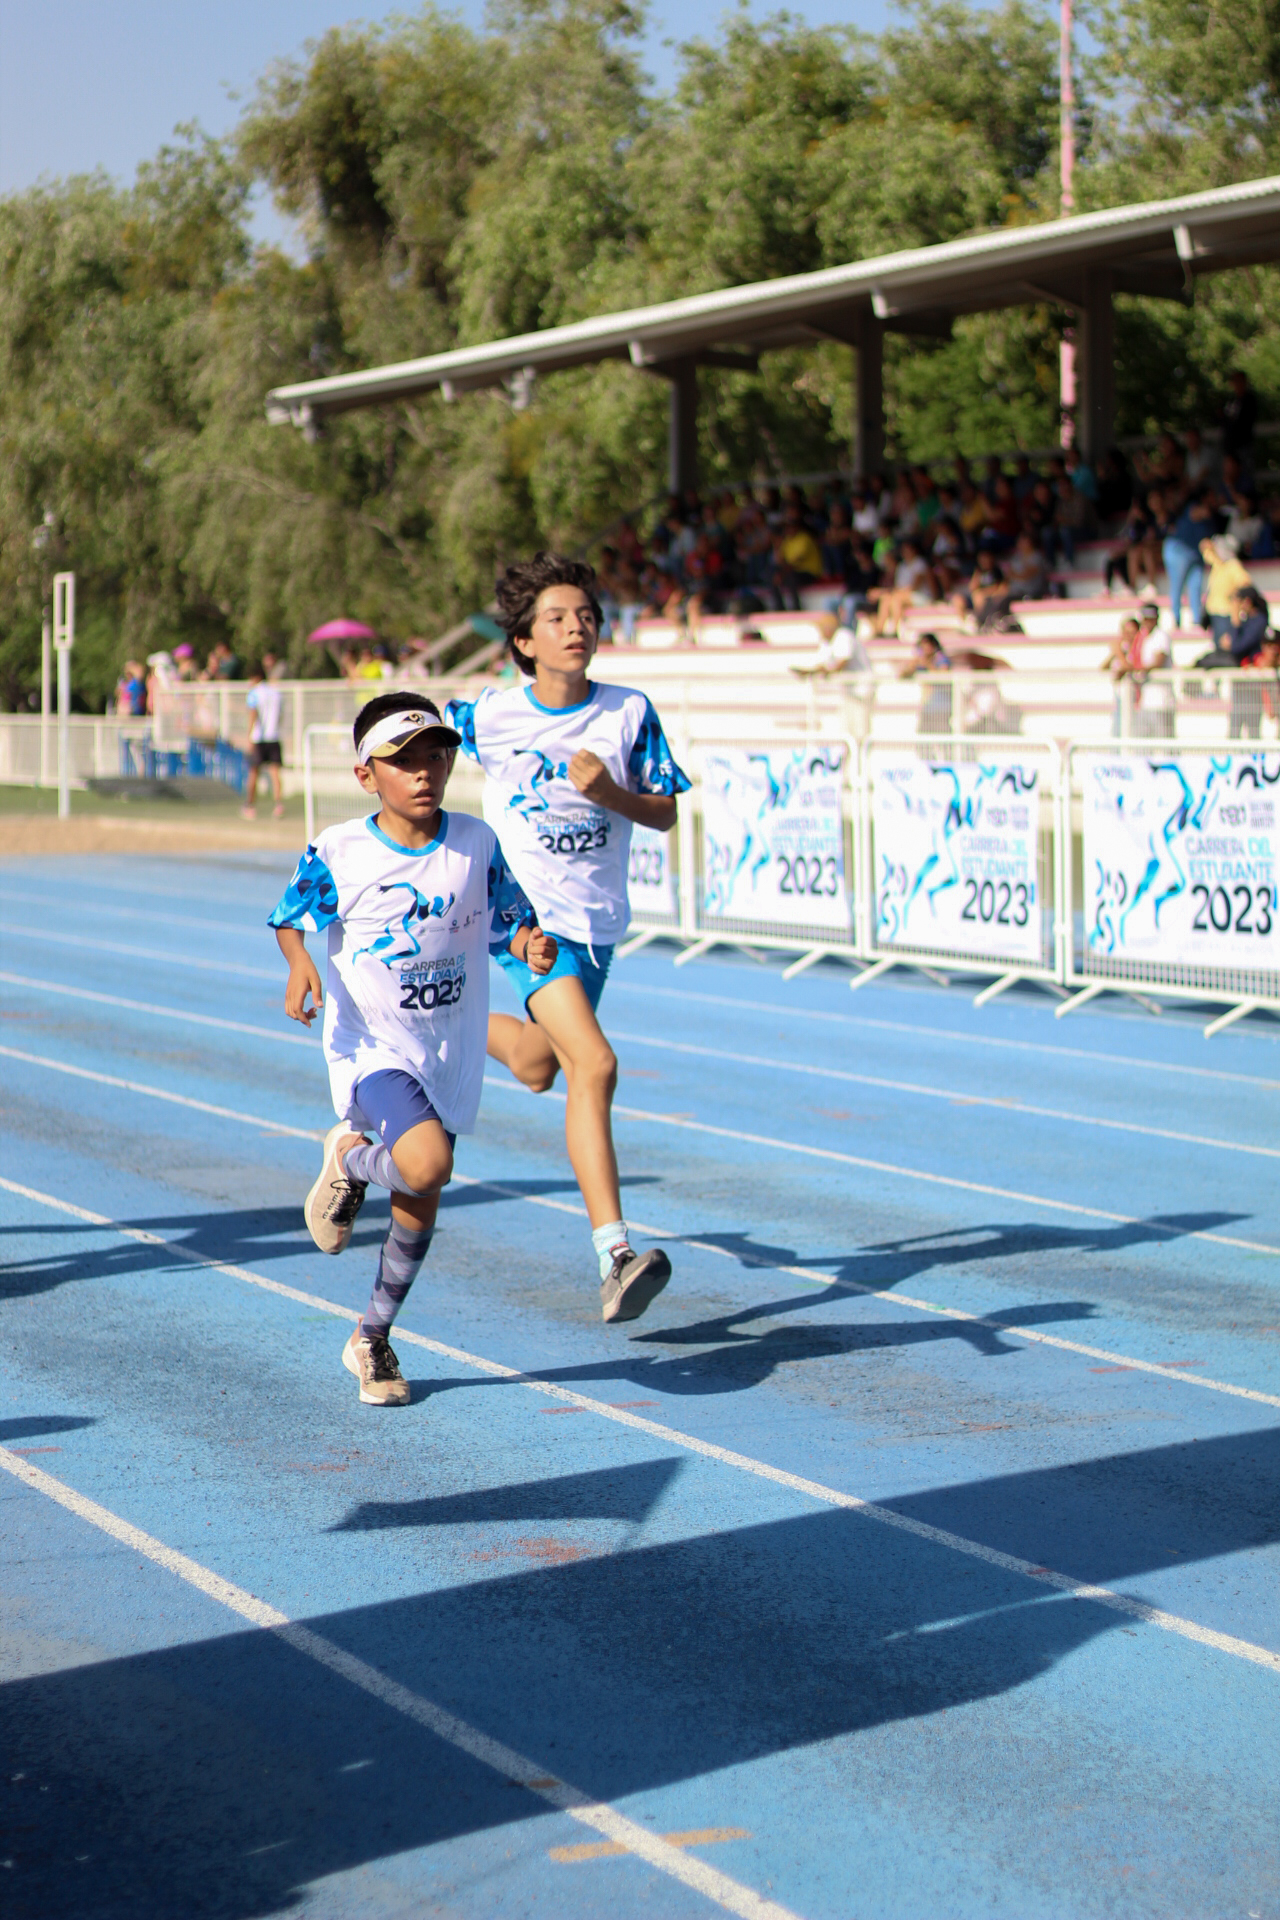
[265,175,1280,478]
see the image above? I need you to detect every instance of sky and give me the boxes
[0,0,901,231]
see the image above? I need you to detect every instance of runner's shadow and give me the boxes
[331,1458,682,1533]
[5,1425,1278,1918]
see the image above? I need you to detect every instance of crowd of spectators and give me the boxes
[594,372,1278,641]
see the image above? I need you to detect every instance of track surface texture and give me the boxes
[2,850,1279,1920]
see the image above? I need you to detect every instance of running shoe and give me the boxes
[343,1326,410,1406]
[601,1246,672,1323]
[304,1124,367,1255]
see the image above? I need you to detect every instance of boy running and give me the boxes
[269,692,555,1405]
[446,553,690,1323]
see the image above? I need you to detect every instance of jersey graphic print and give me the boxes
[269,812,532,1134]
[445,682,689,944]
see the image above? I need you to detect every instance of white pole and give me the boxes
[1059,0,1076,449]
[58,649,70,818]
[53,572,75,820]
[40,611,51,788]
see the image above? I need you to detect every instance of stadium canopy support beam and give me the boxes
[853,311,885,479]
[666,357,699,495]
[1076,270,1115,462]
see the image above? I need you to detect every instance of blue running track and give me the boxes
[2,850,1279,1919]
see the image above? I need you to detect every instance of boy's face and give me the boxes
[356,735,455,820]
[517,585,598,675]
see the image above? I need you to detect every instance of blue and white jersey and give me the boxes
[446,682,690,944]
[268,811,533,1134]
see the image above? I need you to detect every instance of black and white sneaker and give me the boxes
[304,1124,368,1255]
[601,1246,672,1323]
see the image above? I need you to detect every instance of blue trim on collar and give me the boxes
[365,811,447,856]
[523,683,598,717]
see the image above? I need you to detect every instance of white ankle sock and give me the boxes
[591,1219,630,1280]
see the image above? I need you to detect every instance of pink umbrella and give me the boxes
[307,618,378,644]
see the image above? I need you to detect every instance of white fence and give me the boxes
[302,720,1280,1035]
[0,715,149,787]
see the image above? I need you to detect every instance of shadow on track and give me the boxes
[4,1426,1279,1917]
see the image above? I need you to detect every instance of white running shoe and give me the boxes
[304,1124,367,1255]
[343,1326,410,1406]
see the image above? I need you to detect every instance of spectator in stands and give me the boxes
[1224,486,1271,558]
[868,537,935,636]
[1200,534,1253,648]
[597,542,643,643]
[900,631,953,734]
[1183,427,1214,490]
[820,500,857,579]
[954,551,1013,632]
[1053,473,1095,563]
[981,454,1004,503]
[1133,432,1185,492]
[1105,615,1142,686]
[957,479,989,546]
[1026,476,1061,566]
[172,642,197,681]
[927,515,968,597]
[1197,584,1271,668]
[791,612,872,677]
[1130,608,1174,739]
[115,660,147,716]
[1220,369,1259,478]
[850,486,880,538]
[1105,493,1160,593]
[1004,530,1048,602]
[985,474,1021,552]
[1163,487,1214,626]
[1011,453,1038,502]
[773,507,824,609]
[1065,446,1098,506]
[1096,448,1134,521]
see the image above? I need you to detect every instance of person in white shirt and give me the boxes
[269,693,554,1404]
[446,553,691,1323]
[243,664,286,819]
[791,612,872,676]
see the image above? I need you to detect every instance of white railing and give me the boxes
[0,715,150,786]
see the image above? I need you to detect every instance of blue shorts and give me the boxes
[353,1070,456,1150]
[495,935,613,1016]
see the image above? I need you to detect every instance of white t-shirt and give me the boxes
[815,625,871,672]
[247,683,283,744]
[268,811,532,1133]
[446,682,690,944]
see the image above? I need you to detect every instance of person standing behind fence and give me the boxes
[1163,489,1214,628]
[243,663,286,820]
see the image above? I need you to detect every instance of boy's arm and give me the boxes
[275,927,324,1026]
[267,843,340,1028]
[567,698,691,832]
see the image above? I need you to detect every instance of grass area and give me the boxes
[0,781,306,824]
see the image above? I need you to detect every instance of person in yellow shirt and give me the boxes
[772,508,824,609]
[1200,534,1253,648]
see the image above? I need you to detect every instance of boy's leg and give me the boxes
[341,1117,453,1406]
[495,975,671,1322]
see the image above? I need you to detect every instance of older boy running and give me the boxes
[447,553,690,1323]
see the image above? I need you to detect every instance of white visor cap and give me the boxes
[357,706,462,765]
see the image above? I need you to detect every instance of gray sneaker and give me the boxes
[342,1326,411,1406]
[304,1124,367,1255]
[601,1247,672,1323]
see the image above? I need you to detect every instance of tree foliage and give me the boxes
[0,0,1273,706]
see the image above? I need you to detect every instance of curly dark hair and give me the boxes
[494,553,602,676]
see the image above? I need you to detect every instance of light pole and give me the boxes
[1059,0,1076,447]
[53,572,75,819]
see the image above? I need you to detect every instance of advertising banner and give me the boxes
[1081,753,1280,972]
[702,745,850,933]
[873,757,1042,963]
[627,821,679,922]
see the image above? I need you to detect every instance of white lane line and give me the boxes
[0,887,248,938]
[1,924,278,981]
[0,1044,323,1139]
[608,1029,1280,1161]
[483,1077,1280,1263]
[2,1173,1277,1682]
[6,1037,1279,1403]
[608,981,1280,1090]
[12,964,1270,1160]
[458,1169,1280,1413]
[0,971,311,1047]
[0,1446,795,1920]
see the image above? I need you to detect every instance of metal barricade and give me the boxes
[661,737,859,973]
[1060,740,1280,1034]
[856,735,1064,1004]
